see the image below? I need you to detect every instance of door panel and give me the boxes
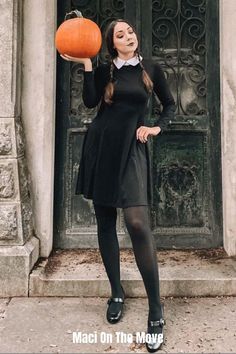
[54,0,222,249]
[148,0,222,247]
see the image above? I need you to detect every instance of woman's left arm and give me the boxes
[152,63,176,132]
[136,63,176,143]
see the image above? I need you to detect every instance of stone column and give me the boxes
[22,0,57,258]
[0,0,39,296]
[220,0,236,256]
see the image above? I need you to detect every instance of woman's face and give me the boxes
[113,22,138,57]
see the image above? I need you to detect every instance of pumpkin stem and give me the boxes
[64,10,83,21]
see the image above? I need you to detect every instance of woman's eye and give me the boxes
[117,35,123,39]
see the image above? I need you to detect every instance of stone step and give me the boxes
[29,248,236,297]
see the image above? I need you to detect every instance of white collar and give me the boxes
[113,55,143,69]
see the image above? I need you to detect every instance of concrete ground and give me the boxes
[0,295,236,353]
[1,248,236,353]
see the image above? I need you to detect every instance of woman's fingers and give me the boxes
[143,131,150,140]
[60,54,69,61]
[60,54,77,61]
[136,126,145,139]
[60,54,87,63]
[136,127,140,139]
[137,128,145,142]
[136,126,150,143]
[136,128,142,142]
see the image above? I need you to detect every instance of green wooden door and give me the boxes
[54,0,222,249]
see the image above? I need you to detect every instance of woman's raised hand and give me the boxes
[60,54,92,71]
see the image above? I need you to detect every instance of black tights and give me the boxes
[93,204,162,320]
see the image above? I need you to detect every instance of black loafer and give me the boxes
[106,287,125,324]
[146,305,165,352]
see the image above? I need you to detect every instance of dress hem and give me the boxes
[76,192,149,209]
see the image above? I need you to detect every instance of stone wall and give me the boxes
[220,0,236,256]
[0,0,39,296]
[0,0,33,245]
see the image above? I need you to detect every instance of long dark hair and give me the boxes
[104,19,153,104]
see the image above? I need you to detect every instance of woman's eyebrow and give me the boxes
[115,26,132,34]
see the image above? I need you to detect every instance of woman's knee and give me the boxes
[125,216,147,236]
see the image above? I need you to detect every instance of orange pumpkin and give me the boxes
[55,17,102,58]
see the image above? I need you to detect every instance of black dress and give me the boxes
[75,59,175,208]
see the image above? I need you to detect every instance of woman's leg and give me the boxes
[123,205,162,321]
[93,203,123,299]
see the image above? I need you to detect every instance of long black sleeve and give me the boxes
[152,63,176,132]
[82,65,109,108]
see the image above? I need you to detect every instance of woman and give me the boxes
[61,19,175,352]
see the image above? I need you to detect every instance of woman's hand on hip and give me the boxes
[60,55,92,71]
[136,126,161,143]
